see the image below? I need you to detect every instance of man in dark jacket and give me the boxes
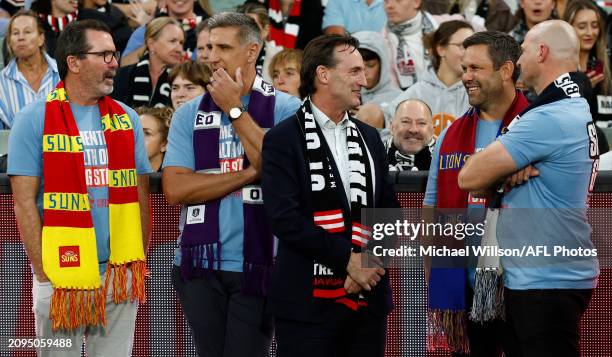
[262,34,398,357]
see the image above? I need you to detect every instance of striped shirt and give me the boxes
[0,53,60,129]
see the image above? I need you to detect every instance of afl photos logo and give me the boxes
[59,246,80,267]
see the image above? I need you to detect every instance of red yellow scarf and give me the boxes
[42,81,146,331]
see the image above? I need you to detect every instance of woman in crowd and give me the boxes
[113,17,184,108]
[564,0,611,153]
[0,10,60,129]
[509,0,555,44]
[168,60,210,109]
[268,48,302,98]
[137,106,172,172]
[78,0,133,53]
[385,20,473,137]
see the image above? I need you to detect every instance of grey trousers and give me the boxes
[32,268,139,357]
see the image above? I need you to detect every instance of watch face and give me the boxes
[230,108,242,119]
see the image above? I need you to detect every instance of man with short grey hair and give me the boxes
[162,12,300,357]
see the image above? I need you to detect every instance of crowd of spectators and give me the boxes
[2,0,612,171]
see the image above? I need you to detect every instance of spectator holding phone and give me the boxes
[564,0,612,130]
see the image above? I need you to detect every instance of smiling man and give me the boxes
[161,12,300,357]
[261,34,398,357]
[422,31,527,356]
[458,20,600,357]
[386,99,435,171]
[8,20,151,356]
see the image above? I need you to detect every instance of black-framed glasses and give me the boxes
[77,51,121,64]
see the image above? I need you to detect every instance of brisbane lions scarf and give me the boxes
[180,75,275,296]
[268,0,302,49]
[298,99,375,311]
[42,82,146,331]
[428,91,528,354]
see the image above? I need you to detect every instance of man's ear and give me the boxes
[66,55,81,75]
[500,61,515,82]
[538,44,549,64]
[246,43,261,64]
[315,65,329,85]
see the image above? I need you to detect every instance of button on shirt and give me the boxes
[311,103,352,202]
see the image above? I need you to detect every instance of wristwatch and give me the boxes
[228,106,245,122]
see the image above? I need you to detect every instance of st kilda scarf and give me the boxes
[130,52,172,108]
[268,0,301,49]
[298,99,375,311]
[428,91,527,354]
[42,82,146,331]
[40,11,78,34]
[180,75,275,296]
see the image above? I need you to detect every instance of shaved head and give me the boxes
[528,20,579,66]
[517,20,581,94]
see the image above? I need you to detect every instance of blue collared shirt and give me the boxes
[322,0,386,34]
[0,53,60,129]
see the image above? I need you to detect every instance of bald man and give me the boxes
[386,99,435,171]
[459,20,599,357]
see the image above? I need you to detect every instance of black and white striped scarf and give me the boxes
[297,99,375,311]
[130,52,172,108]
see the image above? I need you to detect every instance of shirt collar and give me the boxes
[310,101,350,130]
[4,52,59,81]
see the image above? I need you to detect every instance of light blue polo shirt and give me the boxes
[498,97,599,290]
[163,90,300,271]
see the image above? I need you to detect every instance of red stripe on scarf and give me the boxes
[313,288,346,299]
[44,211,94,228]
[109,190,139,204]
[437,91,529,208]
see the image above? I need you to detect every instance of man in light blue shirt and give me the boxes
[322,0,386,35]
[459,20,599,357]
[162,13,300,357]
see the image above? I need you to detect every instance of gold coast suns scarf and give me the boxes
[42,81,146,331]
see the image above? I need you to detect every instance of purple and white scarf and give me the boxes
[180,75,276,297]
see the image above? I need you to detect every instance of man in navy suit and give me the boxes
[262,34,398,357]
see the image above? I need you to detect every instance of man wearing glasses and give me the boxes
[8,20,151,357]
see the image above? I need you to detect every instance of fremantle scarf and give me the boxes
[428,90,528,353]
[268,0,302,49]
[180,75,275,296]
[298,99,375,311]
[129,52,172,108]
[42,81,146,331]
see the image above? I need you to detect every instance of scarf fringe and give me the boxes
[241,262,273,297]
[427,309,470,354]
[180,243,220,280]
[470,268,505,323]
[49,288,106,331]
[104,261,148,305]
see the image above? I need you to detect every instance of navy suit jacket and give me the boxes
[262,112,399,322]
